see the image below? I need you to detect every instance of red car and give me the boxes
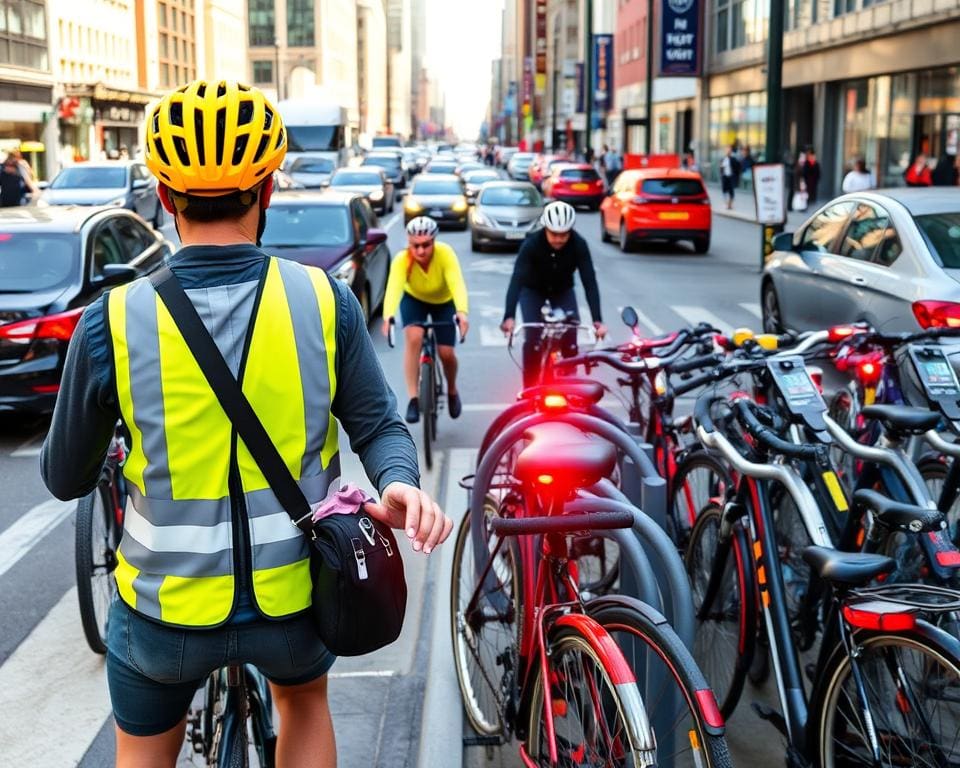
[528,154,572,189]
[599,168,712,254]
[542,163,605,210]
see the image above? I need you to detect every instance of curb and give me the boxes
[416,448,476,768]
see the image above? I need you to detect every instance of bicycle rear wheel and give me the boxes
[670,450,733,549]
[587,596,733,767]
[75,484,118,654]
[420,360,434,470]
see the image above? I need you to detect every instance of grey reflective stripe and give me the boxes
[184,280,259,377]
[123,279,172,499]
[119,534,233,578]
[128,569,164,621]
[244,466,342,520]
[124,503,231,554]
[253,537,311,571]
[128,485,229,528]
[276,258,334,478]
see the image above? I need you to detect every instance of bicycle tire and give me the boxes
[222,722,249,768]
[670,450,734,549]
[587,595,733,768]
[75,484,117,655]
[525,623,653,766]
[811,626,960,768]
[450,506,521,736]
[431,361,440,442]
[827,386,861,490]
[420,360,433,470]
[918,455,960,539]
[685,504,756,719]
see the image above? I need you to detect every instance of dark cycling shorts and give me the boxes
[106,598,336,736]
[400,293,457,347]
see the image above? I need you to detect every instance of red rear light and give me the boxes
[31,384,61,394]
[0,307,84,343]
[857,360,881,385]
[828,325,862,343]
[842,604,916,631]
[542,393,568,410]
[912,300,960,329]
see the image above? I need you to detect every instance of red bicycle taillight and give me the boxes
[856,360,881,386]
[542,394,568,410]
[0,307,84,343]
[912,300,960,329]
[828,324,862,343]
[842,604,916,631]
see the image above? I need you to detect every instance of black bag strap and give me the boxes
[148,265,314,531]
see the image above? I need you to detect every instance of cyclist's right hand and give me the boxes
[500,317,515,337]
[382,317,394,338]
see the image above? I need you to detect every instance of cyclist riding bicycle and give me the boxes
[39,80,452,768]
[382,216,470,424]
[500,201,607,387]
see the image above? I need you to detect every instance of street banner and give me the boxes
[753,163,786,225]
[660,0,702,77]
[522,57,534,114]
[536,0,547,83]
[592,34,613,127]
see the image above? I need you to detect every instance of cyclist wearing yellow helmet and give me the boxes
[40,81,452,768]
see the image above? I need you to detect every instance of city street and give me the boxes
[0,202,789,766]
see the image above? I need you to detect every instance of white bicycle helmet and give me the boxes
[406,216,439,238]
[541,201,576,233]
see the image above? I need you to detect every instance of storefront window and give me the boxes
[917,68,960,115]
[708,92,766,178]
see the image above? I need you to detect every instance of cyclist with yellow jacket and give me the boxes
[382,216,469,423]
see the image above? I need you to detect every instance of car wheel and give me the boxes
[471,235,483,253]
[762,282,783,334]
[599,214,610,243]
[693,236,710,254]
[619,220,633,253]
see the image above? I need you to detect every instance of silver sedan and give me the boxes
[470,181,544,252]
[762,188,960,333]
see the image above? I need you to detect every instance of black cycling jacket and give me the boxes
[502,229,602,323]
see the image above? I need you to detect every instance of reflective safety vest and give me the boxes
[106,257,340,627]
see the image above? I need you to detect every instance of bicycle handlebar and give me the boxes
[386,316,465,347]
[489,510,636,536]
[733,399,826,462]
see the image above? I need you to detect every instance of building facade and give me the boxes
[356,0,386,139]
[385,0,410,137]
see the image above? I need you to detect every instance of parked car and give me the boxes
[762,188,960,333]
[542,163,605,210]
[362,152,407,188]
[37,161,162,228]
[286,156,336,188]
[327,167,395,215]
[470,181,544,252]
[262,191,389,323]
[461,169,502,204]
[507,152,537,181]
[0,206,173,412]
[403,174,468,229]
[600,169,712,254]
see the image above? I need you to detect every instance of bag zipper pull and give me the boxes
[358,516,377,547]
[378,531,394,557]
[352,538,368,580]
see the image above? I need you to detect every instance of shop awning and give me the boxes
[62,82,159,106]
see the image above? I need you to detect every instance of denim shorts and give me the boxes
[400,293,457,347]
[106,598,336,736]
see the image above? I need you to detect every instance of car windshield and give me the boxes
[427,164,457,174]
[915,212,960,268]
[260,205,352,247]
[373,136,401,148]
[286,125,340,152]
[559,169,600,181]
[641,178,705,196]
[291,157,334,173]
[413,180,462,195]
[480,187,542,206]
[464,172,499,183]
[364,156,400,168]
[0,233,77,291]
[51,167,126,189]
[333,171,381,186]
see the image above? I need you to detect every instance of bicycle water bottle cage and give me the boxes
[766,356,828,432]
[515,422,617,497]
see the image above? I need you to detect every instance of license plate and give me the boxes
[659,211,690,221]
[505,231,526,240]
[430,209,443,217]
[572,183,589,191]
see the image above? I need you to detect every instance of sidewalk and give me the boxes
[706,181,810,230]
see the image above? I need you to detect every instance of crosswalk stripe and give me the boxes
[0,587,112,767]
[739,302,762,320]
[671,306,735,336]
[0,498,75,579]
[632,308,664,337]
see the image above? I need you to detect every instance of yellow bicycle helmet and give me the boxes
[144,80,286,197]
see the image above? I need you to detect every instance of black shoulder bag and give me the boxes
[149,266,406,657]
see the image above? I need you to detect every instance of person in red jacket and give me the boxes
[904,153,933,186]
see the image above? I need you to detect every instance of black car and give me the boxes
[262,191,390,323]
[403,174,469,229]
[362,153,406,189]
[0,206,173,412]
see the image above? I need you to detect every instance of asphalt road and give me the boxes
[0,200,784,766]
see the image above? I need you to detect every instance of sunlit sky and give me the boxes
[426,0,505,138]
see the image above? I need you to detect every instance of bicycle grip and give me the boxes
[733,399,822,460]
[668,352,724,376]
[489,510,636,536]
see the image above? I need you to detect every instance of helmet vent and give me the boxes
[154,138,170,166]
[232,134,248,166]
[169,101,183,128]
[197,83,206,97]
[275,128,285,149]
[215,107,226,165]
[238,101,254,126]
[217,82,227,97]
[253,134,270,164]
[152,110,161,135]
[173,136,190,165]
[262,106,273,130]
[194,111,205,165]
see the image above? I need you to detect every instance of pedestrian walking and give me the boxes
[720,145,741,210]
[739,146,754,189]
[0,156,26,207]
[841,158,876,193]
[932,153,959,186]
[904,153,933,187]
[7,148,38,201]
[602,144,621,188]
[801,149,821,204]
[682,151,699,173]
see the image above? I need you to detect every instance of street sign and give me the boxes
[660,0,702,77]
[752,163,786,225]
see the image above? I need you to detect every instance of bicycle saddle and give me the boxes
[521,380,605,405]
[853,489,946,534]
[801,546,896,587]
[860,405,940,436]
[515,422,617,490]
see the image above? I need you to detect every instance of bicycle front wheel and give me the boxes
[525,623,654,767]
[75,484,118,654]
[420,360,434,470]
[813,628,960,767]
[670,450,733,549]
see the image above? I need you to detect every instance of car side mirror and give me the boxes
[364,228,388,248]
[132,178,150,190]
[621,306,639,330]
[772,232,796,253]
[37,180,50,190]
[95,263,138,287]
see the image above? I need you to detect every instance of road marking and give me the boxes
[11,431,45,458]
[671,306,734,336]
[329,670,397,679]
[739,302,762,320]
[468,258,514,275]
[0,498,75,579]
[479,326,509,347]
[382,212,402,231]
[0,587,112,768]
[632,309,664,336]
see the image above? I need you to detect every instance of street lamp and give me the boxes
[274,37,282,101]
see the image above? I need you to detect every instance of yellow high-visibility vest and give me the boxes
[107,257,339,627]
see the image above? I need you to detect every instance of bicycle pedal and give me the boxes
[463,735,503,747]
[751,702,788,737]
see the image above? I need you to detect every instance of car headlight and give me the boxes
[405,197,423,213]
[333,260,356,284]
[369,189,384,201]
[108,196,127,207]
[452,197,468,213]
[472,210,493,227]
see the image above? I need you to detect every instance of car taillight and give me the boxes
[0,307,84,343]
[912,300,960,329]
